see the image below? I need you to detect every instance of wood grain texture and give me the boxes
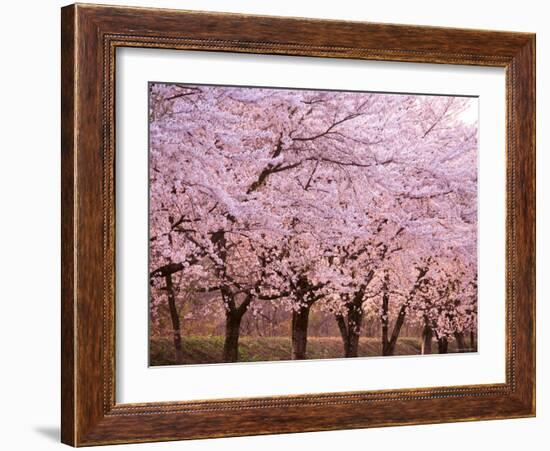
[61,3,536,446]
[60,5,76,446]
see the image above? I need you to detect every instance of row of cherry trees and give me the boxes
[149,83,478,363]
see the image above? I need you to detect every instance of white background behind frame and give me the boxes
[2,0,547,450]
[116,47,506,404]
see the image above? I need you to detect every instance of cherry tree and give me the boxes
[409,253,477,354]
[148,82,478,363]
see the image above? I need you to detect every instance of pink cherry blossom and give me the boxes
[149,83,478,363]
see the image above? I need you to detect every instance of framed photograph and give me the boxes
[61,3,535,446]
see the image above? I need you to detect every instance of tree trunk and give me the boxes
[336,301,364,358]
[346,303,363,358]
[421,324,433,355]
[223,311,242,363]
[221,292,252,363]
[437,337,449,354]
[381,272,407,356]
[292,304,311,360]
[165,273,183,364]
[381,272,392,356]
[454,332,466,353]
[335,313,350,357]
[382,267,428,356]
[347,331,360,357]
[385,304,407,355]
[470,330,476,351]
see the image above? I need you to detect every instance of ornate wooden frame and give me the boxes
[61,3,536,446]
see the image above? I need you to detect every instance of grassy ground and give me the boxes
[149,336,466,366]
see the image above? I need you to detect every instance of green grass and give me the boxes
[149,335,456,366]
